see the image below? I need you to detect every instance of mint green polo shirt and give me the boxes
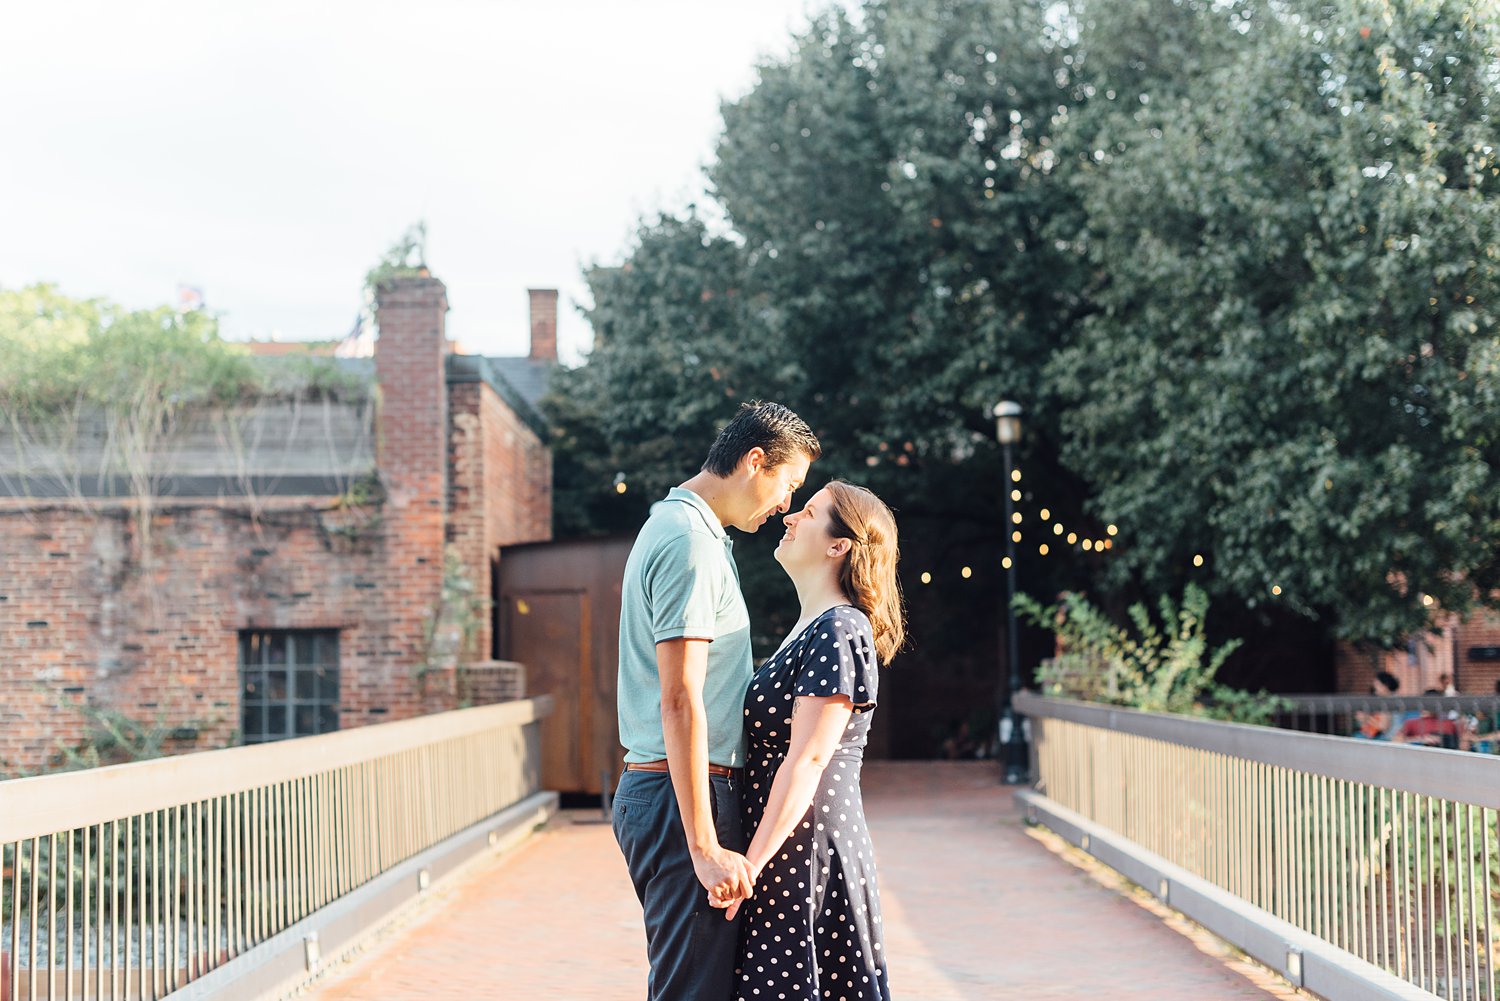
[617,487,753,767]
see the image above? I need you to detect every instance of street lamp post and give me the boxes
[993,401,1028,784]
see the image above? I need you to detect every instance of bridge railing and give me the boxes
[0,696,551,1001]
[1271,695,1500,747]
[1017,692,1498,1001]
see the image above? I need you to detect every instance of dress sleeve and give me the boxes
[793,608,879,713]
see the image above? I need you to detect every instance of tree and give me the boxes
[1050,0,1500,643]
[547,0,1093,665]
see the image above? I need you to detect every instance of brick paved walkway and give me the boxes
[305,762,1302,1000]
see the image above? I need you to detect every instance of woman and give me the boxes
[720,480,905,1001]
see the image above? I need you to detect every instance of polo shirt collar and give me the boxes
[664,486,729,541]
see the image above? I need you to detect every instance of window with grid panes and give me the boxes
[239,630,339,743]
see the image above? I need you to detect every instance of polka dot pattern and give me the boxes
[736,605,889,1001]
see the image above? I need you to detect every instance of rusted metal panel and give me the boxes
[499,536,632,794]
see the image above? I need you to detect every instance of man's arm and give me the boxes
[658,637,755,902]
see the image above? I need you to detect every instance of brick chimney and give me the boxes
[373,274,453,703]
[375,275,451,502]
[528,288,558,361]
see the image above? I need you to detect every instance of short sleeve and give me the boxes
[645,532,725,643]
[794,608,879,713]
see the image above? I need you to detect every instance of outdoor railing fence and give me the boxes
[1273,695,1500,748]
[1018,692,1500,1000]
[0,696,550,1001]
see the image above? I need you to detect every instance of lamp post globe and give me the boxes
[992,400,1028,785]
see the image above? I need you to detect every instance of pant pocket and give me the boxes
[710,778,744,852]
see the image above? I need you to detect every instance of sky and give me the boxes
[0,1,820,363]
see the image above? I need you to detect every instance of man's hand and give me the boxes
[692,843,755,904]
[706,854,761,920]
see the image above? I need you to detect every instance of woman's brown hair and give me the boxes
[823,480,907,665]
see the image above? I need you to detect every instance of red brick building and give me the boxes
[1335,610,1500,697]
[0,274,556,774]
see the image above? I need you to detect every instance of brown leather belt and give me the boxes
[626,759,735,778]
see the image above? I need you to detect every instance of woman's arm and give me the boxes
[718,694,854,918]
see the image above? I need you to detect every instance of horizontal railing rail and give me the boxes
[0,696,552,1001]
[1272,695,1500,749]
[1017,692,1499,1000]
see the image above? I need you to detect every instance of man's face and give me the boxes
[738,451,811,533]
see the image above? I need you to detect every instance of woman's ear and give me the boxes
[827,538,852,559]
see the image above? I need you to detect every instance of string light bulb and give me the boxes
[1066,533,1077,545]
[1106,524,1118,536]
[1053,523,1063,536]
[961,566,973,579]
[1040,508,1051,520]
[920,572,932,585]
[1193,554,1204,567]
[1011,469,1021,483]
[1271,584,1282,596]
[1039,544,1049,556]
[1011,511,1022,524]
[1001,556,1013,569]
[1012,530,1022,543]
[1082,539,1093,551]
[1011,489,1022,502]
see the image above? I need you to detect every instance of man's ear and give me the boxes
[742,446,768,476]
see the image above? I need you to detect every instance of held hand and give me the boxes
[707,857,763,920]
[691,844,756,903]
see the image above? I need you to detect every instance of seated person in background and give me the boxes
[1467,679,1500,754]
[1394,699,1460,748]
[1353,670,1402,740]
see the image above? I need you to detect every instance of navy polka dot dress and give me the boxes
[736,605,889,1001]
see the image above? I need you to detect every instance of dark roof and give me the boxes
[446,355,554,436]
[483,357,554,412]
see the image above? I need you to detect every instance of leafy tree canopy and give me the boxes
[547,0,1500,657]
[1052,0,1500,641]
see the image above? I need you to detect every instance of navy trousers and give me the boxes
[612,769,746,1001]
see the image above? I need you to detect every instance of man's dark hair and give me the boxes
[1374,670,1400,694]
[701,401,821,477]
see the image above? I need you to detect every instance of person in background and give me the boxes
[1353,670,1401,740]
[1467,679,1500,754]
[1394,697,1459,749]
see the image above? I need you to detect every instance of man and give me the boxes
[613,401,820,1001]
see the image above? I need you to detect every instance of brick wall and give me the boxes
[0,500,437,773]
[448,379,553,660]
[1335,609,1500,695]
[0,272,554,775]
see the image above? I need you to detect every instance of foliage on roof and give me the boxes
[0,284,371,414]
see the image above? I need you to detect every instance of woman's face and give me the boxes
[775,486,843,571]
